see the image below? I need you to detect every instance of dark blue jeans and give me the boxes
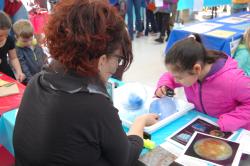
[127,0,142,39]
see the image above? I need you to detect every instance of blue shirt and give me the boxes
[0,0,4,10]
[234,44,250,76]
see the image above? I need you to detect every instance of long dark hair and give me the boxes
[165,33,225,72]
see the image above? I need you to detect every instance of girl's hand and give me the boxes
[155,86,175,98]
[155,86,167,98]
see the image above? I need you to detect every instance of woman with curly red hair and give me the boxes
[13,0,158,165]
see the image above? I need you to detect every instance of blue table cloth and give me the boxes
[0,109,17,155]
[177,0,232,10]
[166,12,250,56]
[203,0,231,7]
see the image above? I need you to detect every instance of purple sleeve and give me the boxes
[156,72,182,90]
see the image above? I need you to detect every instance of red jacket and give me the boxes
[4,0,22,17]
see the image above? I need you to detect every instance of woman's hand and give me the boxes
[136,113,159,126]
[128,113,159,138]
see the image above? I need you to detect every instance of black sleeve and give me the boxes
[99,100,143,166]
[7,36,15,50]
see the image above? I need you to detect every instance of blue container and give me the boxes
[149,97,178,120]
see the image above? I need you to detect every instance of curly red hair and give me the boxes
[45,0,132,76]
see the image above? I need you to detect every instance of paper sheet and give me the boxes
[232,130,250,166]
[181,23,223,34]
[232,151,250,166]
[230,23,250,31]
[206,30,236,38]
[230,38,242,56]
[175,155,208,166]
[183,132,240,166]
[166,116,234,149]
[218,17,248,24]
[0,83,19,97]
[155,0,163,7]
[236,130,250,154]
[239,14,250,19]
[0,79,9,86]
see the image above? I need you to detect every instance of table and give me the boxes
[0,77,243,165]
[166,12,250,56]
[0,108,241,157]
[0,109,17,155]
[0,73,25,115]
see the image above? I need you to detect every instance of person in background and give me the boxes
[1,0,29,39]
[114,0,127,19]
[145,0,158,36]
[231,0,250,13]
[233,28,250,76]
[169,0,178,26]
[155,33,250,132]
[3,0,29,25]
[13,19,47,84]
[154,0,173,43]
[13,0,158,165]
[35,0,48,9]
[127,0,143,40]
[0,11,25,81]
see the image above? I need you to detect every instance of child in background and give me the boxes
[233,28,250,76]
[155,33,250,132]
[154,0,174,43]
[0,11,25,82]
[13,19,47,84]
